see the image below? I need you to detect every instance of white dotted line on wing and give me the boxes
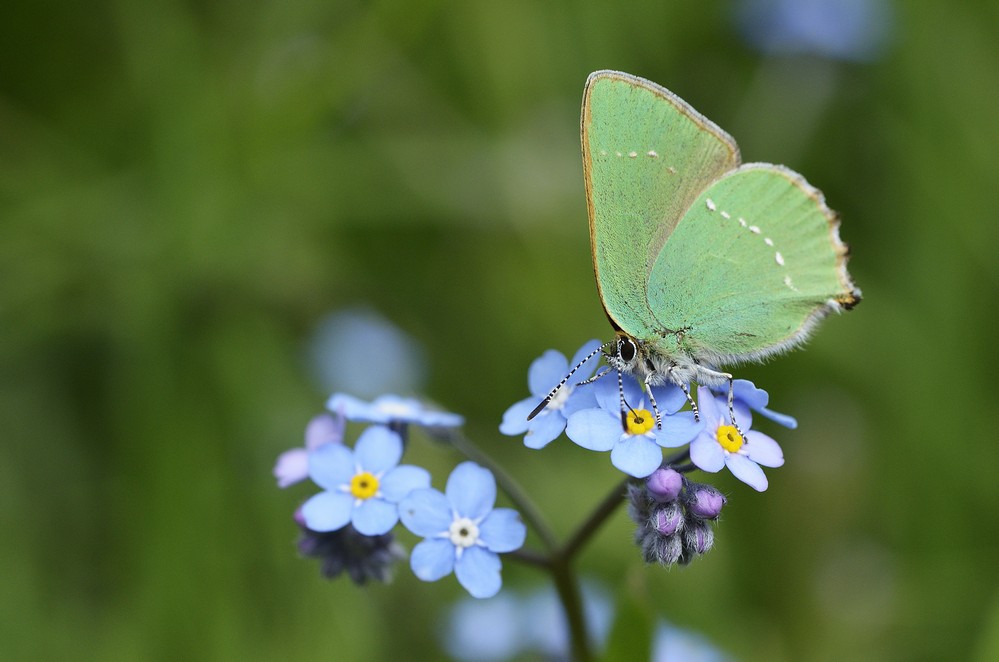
[704,197,799,293]
[598,148,678,174]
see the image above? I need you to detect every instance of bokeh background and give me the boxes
[4,0,998,660]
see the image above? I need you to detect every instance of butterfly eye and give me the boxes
[618,338,637,363]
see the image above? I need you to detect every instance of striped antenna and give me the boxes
[527,342,612,420]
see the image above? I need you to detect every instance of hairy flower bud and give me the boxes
[686,484,727,520]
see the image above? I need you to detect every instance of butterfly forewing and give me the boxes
[582,71,740,338]
[646,163,860,364]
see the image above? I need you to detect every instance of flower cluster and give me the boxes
[628,467,728,566]
[275,393,524,598]
[501,342,790,490]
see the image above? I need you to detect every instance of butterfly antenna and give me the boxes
[527,342,611,420]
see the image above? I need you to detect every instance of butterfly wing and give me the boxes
[582,71,740,337]
[646,163,861,365]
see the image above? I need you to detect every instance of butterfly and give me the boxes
[530,70,861,429]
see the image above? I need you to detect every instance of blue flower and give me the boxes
[444,582,614,660]
[734,0,893,63]
[399,462,526,598]
[301,425,431,535]
[652,619,732,662]
[714,379,798,429]
[499,340,602,449]
[327,392,463,428]
[689,386,784,492]
[565,375,703,478]
[274,412,345,488]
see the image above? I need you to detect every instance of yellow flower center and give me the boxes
[716,425,744,453]
[626,408,655,436]
[350,471,379,500]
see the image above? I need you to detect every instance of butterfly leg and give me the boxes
[617,370,630,430]
[678,383,699,422]
[724,376,746,439]
[576,367,611,386]
[643,374,663,429]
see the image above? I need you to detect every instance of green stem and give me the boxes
[549,551,593,662]
[562,476,630,560]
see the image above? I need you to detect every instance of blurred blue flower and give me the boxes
[308,307,427,398]
[652,620,732,662]
[444,582,614,661]
[689,386,784,492]
[274,412,345,488]
[565,376,702,478]
[499,340,602,449]
[301,426,430,535]
[399,462,526,599]
[327,392,464,428]
[714,378,798,429]
[735,0,893,62]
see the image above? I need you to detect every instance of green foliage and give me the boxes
[2,1,998,659]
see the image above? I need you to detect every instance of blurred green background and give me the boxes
[4,0,999,660]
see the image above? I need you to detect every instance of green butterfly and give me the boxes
[531,70,860,424]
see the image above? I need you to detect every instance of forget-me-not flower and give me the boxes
[566,375,703,478]
[399,462,526,598]
[689,386,784,492]
[301,425,430,535]
[500,340,602,449]
[274,412,345,488]
[327,392,464,428]
[714,379,798,429]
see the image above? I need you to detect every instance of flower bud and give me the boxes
[646,468,683,502]
[686,484,727,520]
[683,521,715,557]
[654,502,684,536]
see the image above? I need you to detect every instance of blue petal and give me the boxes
[726,454,768,492]
[478,508,527,553]
[745,431,784,467]
[655,411,704,448]
[380,464,432,502]
[399,487,452,537]
[326,392,373,420]
[529,349,569,398]
[689,434,725,472]
[592,375,622,413]
[565,408,620,452]
[446,462,496,520]
[499,398,534,436]
[561,383,599,417]
[353,426,402,474]
[650,383,688,415]
[455,545,503,598]
[710,392,754,430]
[352,497,400,535]
[757,405,798,429]
[414,409,465,428]
[307,443,355,490]
[411,538,456,582]
[731,379,769,409]
[610,435,663,478]
[696,386,723,426]
[568,339,604,382]
[300,491,353,532]
[524,410,566,450]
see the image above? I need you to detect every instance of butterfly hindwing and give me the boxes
[646,163,860,364]
[582,71,740,338]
